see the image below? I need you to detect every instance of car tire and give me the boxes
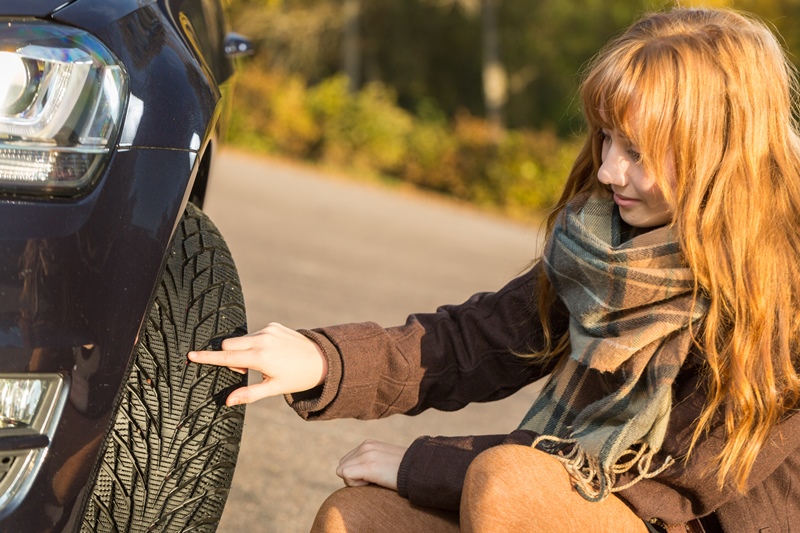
[81,203,247,533]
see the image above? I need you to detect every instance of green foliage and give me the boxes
[229,66,578,215]
[228,67,320,155]
[308,76,414,173]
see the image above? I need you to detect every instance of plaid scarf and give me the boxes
[518,192,708,501]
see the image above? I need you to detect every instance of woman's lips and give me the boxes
[613,192,641,207]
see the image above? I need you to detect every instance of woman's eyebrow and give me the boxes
[616,128,640,147]
[600,127,635,145]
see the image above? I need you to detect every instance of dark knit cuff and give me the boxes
[397,437,427,499]
[284,329,343,418]
[399,434,511,511]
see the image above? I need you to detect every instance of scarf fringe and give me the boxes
[531,434,675,502]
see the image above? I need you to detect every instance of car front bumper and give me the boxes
[0,144,202,530]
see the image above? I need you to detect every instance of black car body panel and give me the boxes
[0,0,242,530]
[0,0,76,17]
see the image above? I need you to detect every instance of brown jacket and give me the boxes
[287,263,800,533]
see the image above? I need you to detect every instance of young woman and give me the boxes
[189,7,800,532]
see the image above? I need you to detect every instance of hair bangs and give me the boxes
[582,49,640,135]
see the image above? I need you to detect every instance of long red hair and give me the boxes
[534,7,800,492]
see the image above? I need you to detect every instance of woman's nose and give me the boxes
[597,153,628,187]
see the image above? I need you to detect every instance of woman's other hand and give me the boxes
[187,322,327,406]
[336,440,408,491]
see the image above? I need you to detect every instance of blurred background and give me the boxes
[223,0,798,220]
[210,1,798,530]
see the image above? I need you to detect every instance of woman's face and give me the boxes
[596,128,675,228]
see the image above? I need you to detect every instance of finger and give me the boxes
[336,440,381,473]
[336,462,371,486]
[337,446,362,468]
[336,441,404,491]
[336,447,378,484]
[188,354,248,374]
[220,333,257,351]
[187,349,257,370]
[336,459,348,479]
[224,376,283,405]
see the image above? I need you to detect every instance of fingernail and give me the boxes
[228,396,239,406]
[187,352,197,360]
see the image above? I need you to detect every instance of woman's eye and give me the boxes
[627,148,642,163]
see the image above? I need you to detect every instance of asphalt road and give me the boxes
[203,149,547,532]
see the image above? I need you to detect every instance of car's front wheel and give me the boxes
[81,203,247,533]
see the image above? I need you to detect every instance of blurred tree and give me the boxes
[481,0,506,136]
[414,0,507,136]
[343,0,362,93]
[498,0,650,134]
[227,0,343,82]
[357,0,649,134]
[361,1,484,120]
[227,0,800,136]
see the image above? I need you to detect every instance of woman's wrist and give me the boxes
[287,330,344,417]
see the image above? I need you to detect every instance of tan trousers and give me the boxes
[312,444,650,533]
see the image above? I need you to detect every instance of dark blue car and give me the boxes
[0,1,252,531]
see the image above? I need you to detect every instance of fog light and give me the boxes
[0,374,67,518]
[0,378,44,428]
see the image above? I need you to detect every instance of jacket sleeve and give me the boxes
[286,262,565,421]
[396,430,536,510]
[613,367,800,528]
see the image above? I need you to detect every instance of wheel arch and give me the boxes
[189,141,214,209]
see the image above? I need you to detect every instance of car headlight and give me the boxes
[0,20,127,196]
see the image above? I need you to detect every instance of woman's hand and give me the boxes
[187,322,327,406]
[336,440,408,491]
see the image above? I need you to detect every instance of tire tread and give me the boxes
[81,204,247,533]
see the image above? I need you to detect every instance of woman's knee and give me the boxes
[462,445,534,510]
[312,487,356,533]
[461,445,649,533]
[311,485,459,533]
